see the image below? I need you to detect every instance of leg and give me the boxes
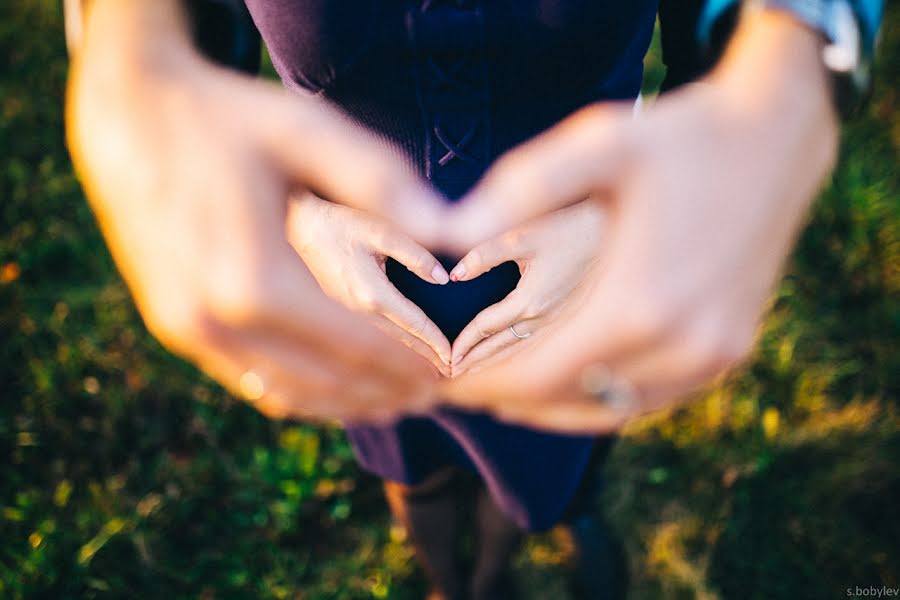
[469,485,524,600]
[383,467,465,600]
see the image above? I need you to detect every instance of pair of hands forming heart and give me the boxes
[69,1,838,432]
[287,191,605,382]
[284,11,841,434]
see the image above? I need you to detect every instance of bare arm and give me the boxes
[63,0,84,56]
[65,0,448,422]
[438,10,840,432]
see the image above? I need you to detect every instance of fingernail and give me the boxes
[449,264,466,282]
[432,264,450,285]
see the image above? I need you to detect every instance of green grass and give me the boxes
[1,2,897,599]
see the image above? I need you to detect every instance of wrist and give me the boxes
[74,0,202,90]
[68,0,213,148]
[713,10,836,119]
[704,9,839,179]
[65,0,216,202]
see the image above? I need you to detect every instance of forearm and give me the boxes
[68,0,197,82]
[711,9,836,124]
[65,0,212,225]
[63,0,85,56]
[706,9,839,218]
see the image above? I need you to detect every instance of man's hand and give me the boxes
[67,0,448,423]
[439,10,840,432]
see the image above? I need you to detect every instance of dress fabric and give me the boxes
[242,0,659,531]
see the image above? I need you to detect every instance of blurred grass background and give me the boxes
[1,2,897,599]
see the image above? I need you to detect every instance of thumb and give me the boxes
[445,103,633,254]
[448,232,525,282]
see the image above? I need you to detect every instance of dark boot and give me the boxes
[565,512,627,600]
[469,486,524,600]
[383,468,465,600]
[563,437,628,600]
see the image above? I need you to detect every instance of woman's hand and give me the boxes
[448,201,604,376]
[438,10,840,432]
[67,0,448,422]
[288,194,452,376]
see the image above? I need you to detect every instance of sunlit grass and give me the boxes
[1,2,897,599]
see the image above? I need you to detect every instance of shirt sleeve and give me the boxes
[697,0,884,57]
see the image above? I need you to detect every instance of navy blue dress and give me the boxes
[242,0,659,531]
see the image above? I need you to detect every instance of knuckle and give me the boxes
[474,317,493,340]
[500,230,527,254]
[351,286,381,312]
[413,251,430,274]
[521,300,545,321]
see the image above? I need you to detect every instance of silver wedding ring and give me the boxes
[509,324,532,339]
[579,364,635,412]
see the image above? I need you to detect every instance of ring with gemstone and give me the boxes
[579,364,635,412]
